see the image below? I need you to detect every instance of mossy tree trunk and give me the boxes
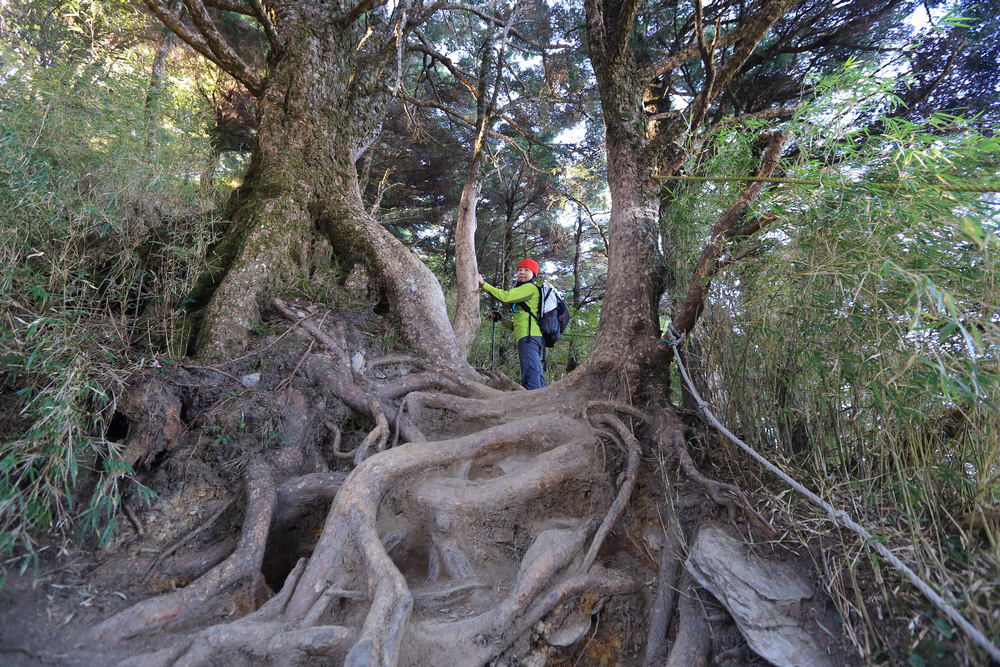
[190,0,466,368]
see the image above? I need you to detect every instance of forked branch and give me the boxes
[144,0,264,95]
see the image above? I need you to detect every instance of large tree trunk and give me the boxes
[450,154,485,357]
[577,0,666,392]
[193,0,466,369]
[578,0,802,394]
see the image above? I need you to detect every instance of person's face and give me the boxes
[516,266,535,282]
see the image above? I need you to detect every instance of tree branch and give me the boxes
[246,0,280,53]
[645,0,801,81]
[177,0,263,94]
[338,0,388,30]
[410,35,478,94]
[686,0,719,136]
[143,0,231,76]
[396,88,477,129]
[671,130,792,335]
[418,3,571,53]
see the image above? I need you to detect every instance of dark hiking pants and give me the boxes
[517,335,547,390]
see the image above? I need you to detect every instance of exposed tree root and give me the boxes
[86,462,277,643]
[104,406,649,665]
[83,316,836,667]
[664,573,712,667]
[486,568,641,663]
[118,622,356,667]
[325,420,359,459]
[661,416,775,537]
[377,369,499,401]
[582,414,642,572]
[474,368,524,391]
[272,472,347,531]
[367,354,424,370]
[142,497,236,584]
[642,512,684,666]
[275,302,428,447]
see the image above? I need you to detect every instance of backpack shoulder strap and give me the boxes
[521,282,543,337]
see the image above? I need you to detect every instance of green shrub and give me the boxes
[0,10,223,574]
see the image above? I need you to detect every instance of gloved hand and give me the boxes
[489,309,502,322]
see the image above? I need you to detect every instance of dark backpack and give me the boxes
[525,283,569,348]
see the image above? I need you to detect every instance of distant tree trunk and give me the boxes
[143,0,181,156]
[192,1,466,369]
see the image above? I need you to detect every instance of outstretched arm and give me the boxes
[481,281,535,305]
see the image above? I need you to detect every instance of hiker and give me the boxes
[478,259,546,390]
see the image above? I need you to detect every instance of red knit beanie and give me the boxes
[517,258,539,277]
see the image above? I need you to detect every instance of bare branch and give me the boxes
[420,3,570,53]
[246,0,280,53]
[487,129,549,174]
[495,112,562,153]
[410,34,478,94]
[562,194,609,254]
[721,104,799,127]
[396,88,477,128]
[177,0,264,94]
[143,0,231,74]
[710,0,802,92]
[646,0,800,82]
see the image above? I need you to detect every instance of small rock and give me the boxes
[546,611,592,647]
[241,372,260,388]
[351,352,366,374]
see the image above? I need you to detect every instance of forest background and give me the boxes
[1,0,999,664]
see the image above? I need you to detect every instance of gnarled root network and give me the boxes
[87,305,799,666]
[103,405,644,666]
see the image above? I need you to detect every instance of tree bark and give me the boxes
[578,0,802,395]
[450,21,515,358]
[578,0,668,388]
[190,0,468,369]
[451,149,485,356]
